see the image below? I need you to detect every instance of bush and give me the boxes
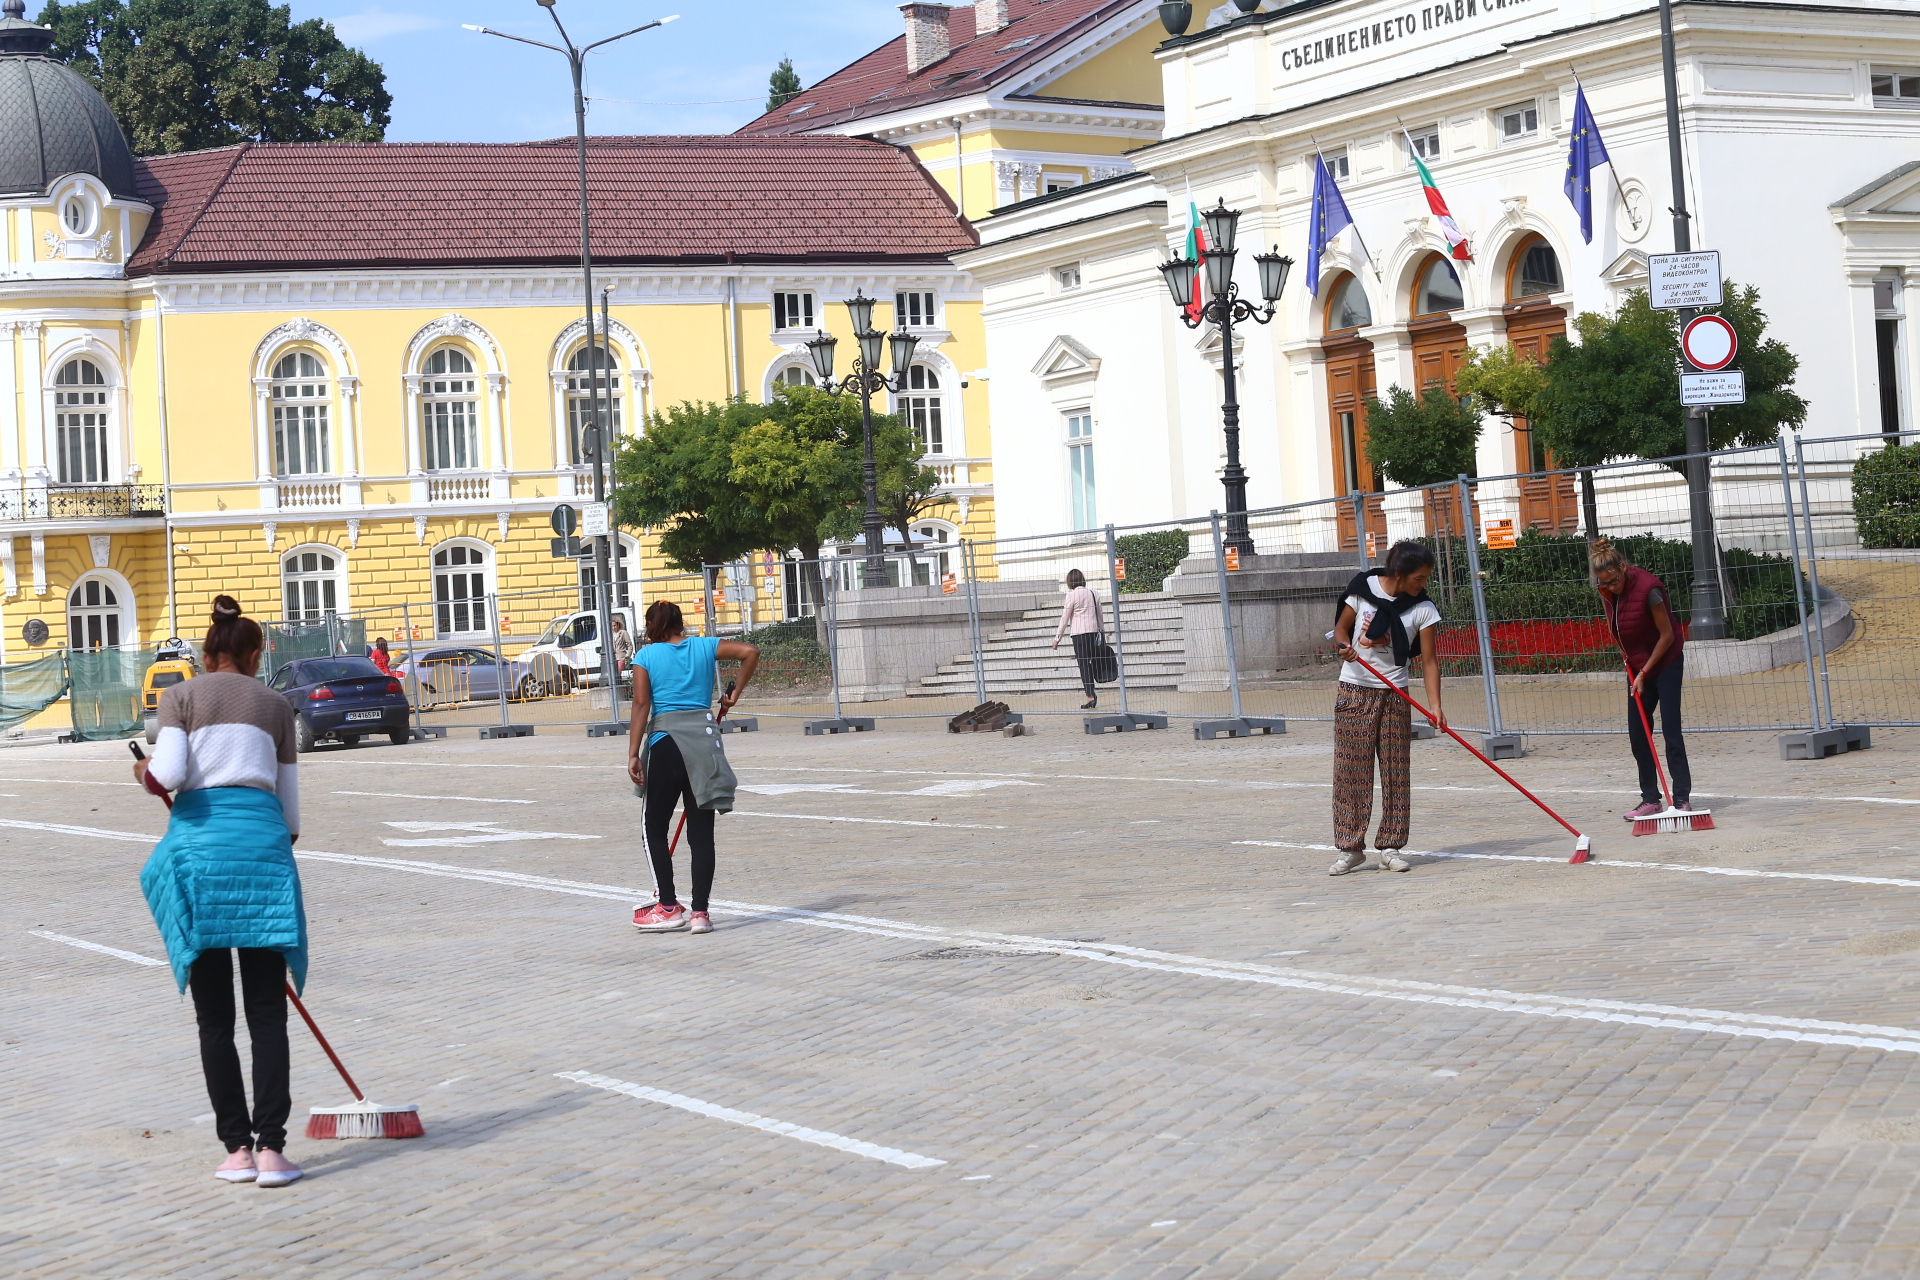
[1114,529,1190,594]
[1852,442,1920,548]
[1361,385,1481,487]
[720,617,831,692]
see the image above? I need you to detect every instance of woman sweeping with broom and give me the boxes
[134,596,308,1187]
[1329,541,1444,874]
[1591,538,1701,827]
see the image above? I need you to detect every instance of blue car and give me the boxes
[268,656,412,751]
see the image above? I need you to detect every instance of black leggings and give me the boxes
[643,734,715,913]
[188,948,291,1153]
[1071,631,1100,698]
[1628,655,1692,806]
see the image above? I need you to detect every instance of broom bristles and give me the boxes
[306,1101,423,1140]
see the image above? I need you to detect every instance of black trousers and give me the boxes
[1071,631,1100,698]
[188,948,291,1153]
[1627,655,1692,806]
[643,734,715,913]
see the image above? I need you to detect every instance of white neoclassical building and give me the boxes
[956,0,1920,543]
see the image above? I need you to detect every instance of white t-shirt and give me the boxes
[1340,576,1442,690]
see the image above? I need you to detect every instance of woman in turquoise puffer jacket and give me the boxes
[136,595,307,1188]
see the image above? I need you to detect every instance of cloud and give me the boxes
[329,12,438,43]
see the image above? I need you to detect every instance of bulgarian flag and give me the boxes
[1182,183,1207,322]
[1407,138,1472,262]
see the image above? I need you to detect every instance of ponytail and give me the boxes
[203,595,263,667]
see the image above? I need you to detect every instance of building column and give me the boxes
[337,375,362,506]
[20,321,43,478]
[485,371,509,500]
[252,376,277,509]
[1456,305,1511,477]
[0,321,15,478]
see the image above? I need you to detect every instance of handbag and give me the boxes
[1090,604,1119,684]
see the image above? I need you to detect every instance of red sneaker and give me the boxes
[1622,801,1662,822]
[689,911,713,935]
[632,902,690,932]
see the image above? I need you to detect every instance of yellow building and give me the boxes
[739,0,1167,214]
[0,17,985,663]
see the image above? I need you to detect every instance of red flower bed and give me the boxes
[1434,619,1619,674]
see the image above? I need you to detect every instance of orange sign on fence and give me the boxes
[1366,531,1379,561]
[1485,518,1517,550]
[941,573,957,595]
[1224,546,1241,572]
[1113,557,1127,582]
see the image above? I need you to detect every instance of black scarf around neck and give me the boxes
[1335,571,1432,667]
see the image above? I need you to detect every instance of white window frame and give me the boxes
[578,533,639,610]
[564,342,623,466]
[1065,410,1096,531]
[1053,263,1083,293]
[1406,125,1441,162]
[1871,66,1920,108]
[1496,100,1540,145]
[910,518,958,585]
[51,355,113,485]
[1322,148,1351,182]
[896,364,947,455]
[895,290,938,329]
[773,292,816,332]
[1042,173,1082,194]
[271,351,333,478]
[767,362,818,399]
[1876,273,1907,437]
[281,545,347,622]
[420,346,481,472]
[66,569,136,650]
[431,539,494,638]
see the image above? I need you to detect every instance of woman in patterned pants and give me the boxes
[1328,541,1445,874]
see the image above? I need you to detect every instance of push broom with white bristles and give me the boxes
[130,742,424,1140]
[1624,659,1714,836]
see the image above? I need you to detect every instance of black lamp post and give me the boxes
[1159,200,1292,556]
[806,291,919,587]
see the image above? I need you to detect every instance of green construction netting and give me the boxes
[0,652,70,734]
[69,648,154,741]
[262,618,369,677]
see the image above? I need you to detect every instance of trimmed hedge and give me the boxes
[1853,442,1920,549]
[1114,529,1190,594]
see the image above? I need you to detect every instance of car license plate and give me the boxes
[345,710,383,721]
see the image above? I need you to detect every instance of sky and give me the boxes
[301,1,904,141]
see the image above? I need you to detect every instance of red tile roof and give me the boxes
[739,0,1151,136]
[129,135,974,275]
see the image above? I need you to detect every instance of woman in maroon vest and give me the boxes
[1593,538,1691,820]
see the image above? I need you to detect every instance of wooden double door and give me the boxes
[1505,300,1581,533]
[1323,333,1386,553]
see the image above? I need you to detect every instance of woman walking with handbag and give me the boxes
[135,596,308,1187]
[1051,568,1104,710]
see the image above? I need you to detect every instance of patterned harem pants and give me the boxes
[1332,681,1412,854]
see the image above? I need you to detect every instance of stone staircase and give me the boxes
[911,593,1187,698]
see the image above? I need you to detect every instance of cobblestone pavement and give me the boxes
[8,716,1920,1279]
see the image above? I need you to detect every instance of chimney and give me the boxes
[900,2,952,74]
[975,0,1009,35]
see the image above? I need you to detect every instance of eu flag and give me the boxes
[1307,153,1357,295]
[1564,82,1611,244]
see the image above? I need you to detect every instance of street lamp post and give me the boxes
[805,292,919,588]
[466,1,676,693]
[1159,201,1293,556]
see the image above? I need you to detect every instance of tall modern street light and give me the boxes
[1159,201,1292,556]
[806,292,919,587]
[465,1,676,690]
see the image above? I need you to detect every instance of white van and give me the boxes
[516,605,636,692]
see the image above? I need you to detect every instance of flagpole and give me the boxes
[1309,135,1382,283]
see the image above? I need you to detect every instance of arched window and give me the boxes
[565,344,621,465]
[272,352,331,477]
[1509,237,1563,300]
[579,535,636,610]
[68,575,124,649]
[421,348,480,471]
[898,365,944,454]
[912,520,955,583]
[1325,275,1372,331]
[1414,256,1465,315]
[774,364,816,391]
[282,547,344,622]
[53,358,110,484]
[432,542,491,636]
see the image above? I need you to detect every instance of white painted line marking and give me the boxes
[736,779,1037,799]
[380,821,600,848]
[1233,840,1920,891]
[306,852,1920,1056]
[1152,1220,1179,1228]
[0,818,154,843]
[733,811,1006,830]
[962,1174,992,1181]
[0,777,140,786]
[338,790,536,805]
[555,1071,946,1170]
[31,930,165,966]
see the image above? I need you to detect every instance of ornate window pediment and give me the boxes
[1032,335,1100,389]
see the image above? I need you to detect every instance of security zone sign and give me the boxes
[1648,251,1723,310]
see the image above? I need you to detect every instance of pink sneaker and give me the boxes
[689,912,713,935]
[632,902,690,932]
[1622,801,1662,821]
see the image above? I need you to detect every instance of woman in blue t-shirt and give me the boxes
[626,600,759,934]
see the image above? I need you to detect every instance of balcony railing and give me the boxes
[0,483,166,520]
[277,480,342,508]
[428,474,490,502]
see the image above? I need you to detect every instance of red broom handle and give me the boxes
[1346,650,1582,839]
[1623,657,1675,808]
[284,983,364,1102]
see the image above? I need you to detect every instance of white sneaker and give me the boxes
[1380,851,1412,873]
[1329,851,1367,876]
[255,1167,303,1188]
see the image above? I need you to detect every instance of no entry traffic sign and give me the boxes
[1681,314,1739,371]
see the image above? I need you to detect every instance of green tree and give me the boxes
[40,0,390,155]
[1453,343,1547,422]
[612,397,773,574]
[1529,282,1808,470]
[766,56,801,112]
[1360,385,1482,488]
[818,419,944,552]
